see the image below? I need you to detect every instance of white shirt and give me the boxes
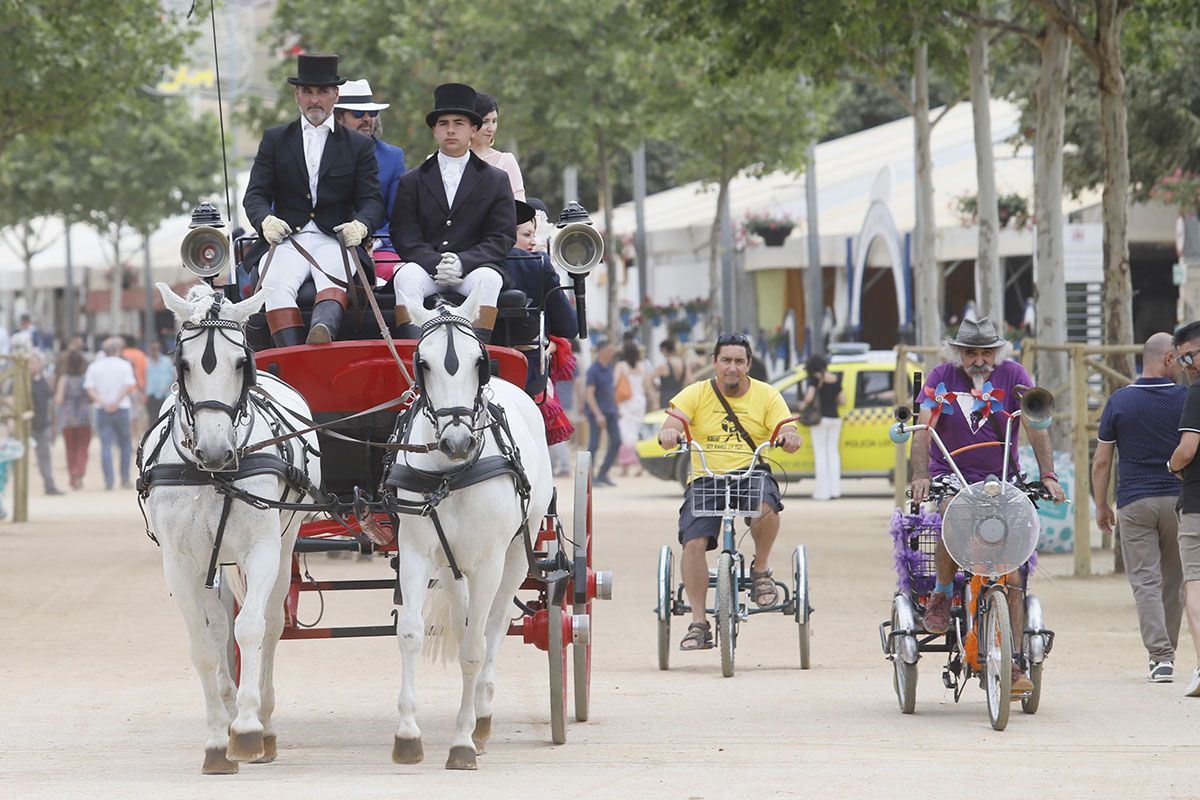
[83,356,137,410]
[301,113,335,206]
[437,150,470,207]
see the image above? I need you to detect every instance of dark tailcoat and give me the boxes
[390,152,515,280]
[241,118,385,278]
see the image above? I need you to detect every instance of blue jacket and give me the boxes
[374,138,406,249]
[505,248,578,340]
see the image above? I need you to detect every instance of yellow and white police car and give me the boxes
[635,344,919,487]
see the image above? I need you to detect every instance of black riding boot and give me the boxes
[473,327,493,344]
[271,326,306,348]
[306,299,345,344]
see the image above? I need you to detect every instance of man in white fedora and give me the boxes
[334,79,405,266]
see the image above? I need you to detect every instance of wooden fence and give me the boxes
[893,341,1140,578]
[0,354,31,523]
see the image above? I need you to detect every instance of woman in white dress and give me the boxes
[615,340,655,477]
[471,92,526,200]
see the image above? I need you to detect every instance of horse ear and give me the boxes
[398,290,434,328]
[227,287,271,324]
[456,283,484,326]
[157,282,193,320]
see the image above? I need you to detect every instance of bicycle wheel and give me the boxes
[716,551,736,678]
[1022,662,1043,714]
[656,545,674,671]
[891,604,917,714]
[793,545,811,670]
[983,586,1012,731]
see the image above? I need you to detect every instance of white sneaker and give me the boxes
[1149,660,1175,683]
[1186,668,1200,697]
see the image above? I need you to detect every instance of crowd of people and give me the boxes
[0,322,174,518]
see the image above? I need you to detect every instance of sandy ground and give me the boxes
[2,444,1199,799]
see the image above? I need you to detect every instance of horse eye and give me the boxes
[416,359,428,371]
[179,360,191,373]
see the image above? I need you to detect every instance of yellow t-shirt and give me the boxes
[670,379,792,478]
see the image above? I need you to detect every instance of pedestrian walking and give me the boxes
[84,337,137,490]
[654,338,688,411]
[1168,321,1200,696]
[1092,333,1186,682]
[615,341,653,477]
[801,354,844,501]
[56,349,92,490]
[144,341,173,422]
[28,352,64,496]
[584,339,621,487]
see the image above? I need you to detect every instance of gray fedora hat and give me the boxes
[947,316,1007,348]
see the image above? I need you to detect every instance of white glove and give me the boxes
[261,215,291,245]
[334,219,369,248]
[435,252,463,286]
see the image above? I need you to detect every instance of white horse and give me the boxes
[388,287,554,770]
[145,283,322,774]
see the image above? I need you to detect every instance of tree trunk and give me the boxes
[1033,24,1071,450]
[597,126,619,341]
[913,39,940,354]
[108,224,124,338]
[21,223,35,310]
[709,172,730,334]
[968,7,1003,326]
[1097,0,1135,383]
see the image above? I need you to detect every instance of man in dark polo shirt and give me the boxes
[1168,320,1200,697]
[585,339,620,486]
[1093,332,1186,683]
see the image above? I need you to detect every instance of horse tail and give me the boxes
[420,574,463,664]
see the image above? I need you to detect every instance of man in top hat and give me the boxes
[389,82,515,342]
[907,316,1066,693]
[334,79,405,262]
[243,54,385,347]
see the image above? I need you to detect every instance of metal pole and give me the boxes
[805,140,823,356]
[894,344,909,508]
[64,222,76,340]
[1071,343,1091,576]
[143,235,154,351]
[720,190,735,330]
[632,142,650,352]
[563,166,578,205]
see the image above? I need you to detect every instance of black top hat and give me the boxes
[515,200,536,226]
[947,316,1007,348]
[426,83,483,128]
[287,54,346,87]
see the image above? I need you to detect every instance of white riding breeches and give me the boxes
[261,229,346,311]
[392,261,503,308]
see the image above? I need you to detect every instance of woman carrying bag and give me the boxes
[800,354,845,500]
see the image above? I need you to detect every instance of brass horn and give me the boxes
[1020,386,1055,430]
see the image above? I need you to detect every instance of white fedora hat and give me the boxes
[334,79,390,111]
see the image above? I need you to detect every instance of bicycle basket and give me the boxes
[689,470,767,519]
[941,479,1039,578]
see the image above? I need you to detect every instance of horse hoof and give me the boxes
[226,729,265,762]
[251,735,277,764]
[202,748,239,775]
[472,716,492,752]
[445,745,478,770]
[392,736,424,765]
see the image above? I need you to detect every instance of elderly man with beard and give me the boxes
[656,333,802,651]
[908,317,1066,693]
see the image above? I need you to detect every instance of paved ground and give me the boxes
[2,449,1199,799]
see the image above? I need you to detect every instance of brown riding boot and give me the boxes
[307,289,347,344]
[392,306,420,340]
[267,308,305,349]
[473,305,498,344]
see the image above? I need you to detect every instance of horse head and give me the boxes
[157,282,269,471]
[400,285,489,462]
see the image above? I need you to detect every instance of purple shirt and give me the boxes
[924,360,1033,484]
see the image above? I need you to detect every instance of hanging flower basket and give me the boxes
[742,211,795,247]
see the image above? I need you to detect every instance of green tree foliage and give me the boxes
[0,0,194,158]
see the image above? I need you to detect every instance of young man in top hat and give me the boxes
[333,79,405,263]
[242,54,385,347]
[389,82,516,342]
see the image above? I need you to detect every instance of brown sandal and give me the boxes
[679,621,713,651]
[750,567,778,608]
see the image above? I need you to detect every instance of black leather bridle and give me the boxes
[413,308,490,447]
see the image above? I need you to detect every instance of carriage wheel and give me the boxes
[547,601,568,744]
[1021,662,1043,715]
[716,552,737,678]
[983,586,1012,731]
[571,450,593,722]
[656,545,674,671]
[792,545,811,670]
[891,602,917,714]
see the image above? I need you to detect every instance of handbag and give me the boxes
[614,371,633,403]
